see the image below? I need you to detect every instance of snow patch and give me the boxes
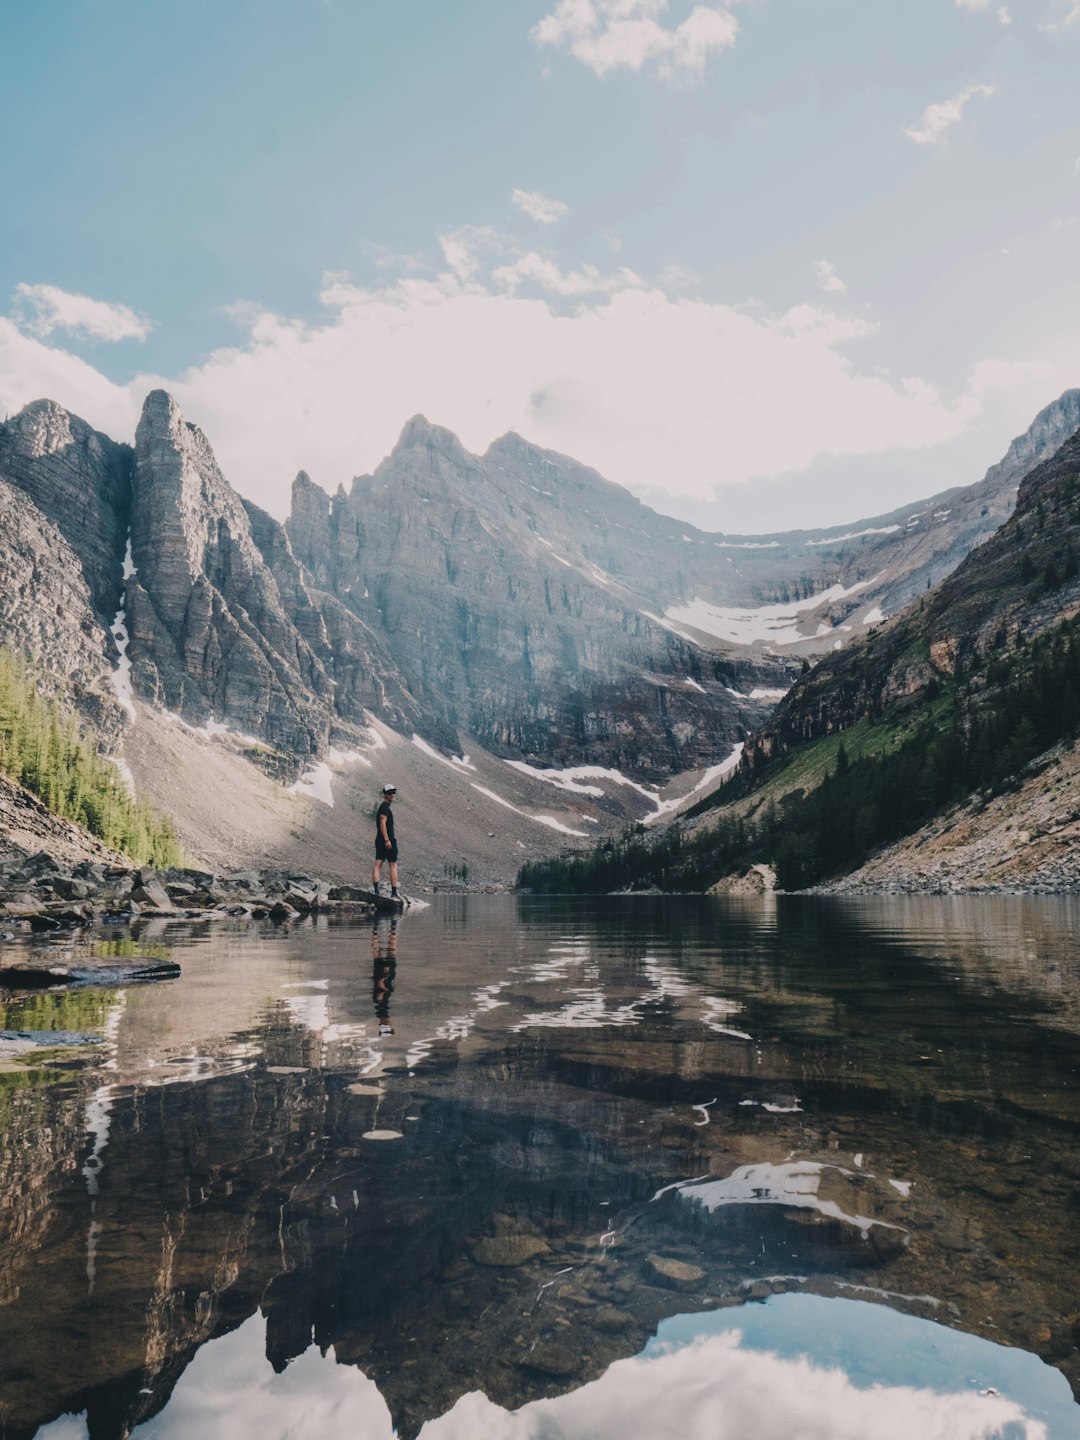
[289,762,335,808]
[661,1162,906,1238]
[684,676,706,694]
[109,536,137,722]
[504,760,657,803]
[639,609,697,643]
[412,735,476,772]
[470,782,588,837]
[169,715,264,746]
[327,746,372,768]
[664,579,878,647]
[805,525,900,546]
[714,540,781,549]
[862,605,884,626]
[644,744,744,824]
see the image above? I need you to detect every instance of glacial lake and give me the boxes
[1,895,1079,1440]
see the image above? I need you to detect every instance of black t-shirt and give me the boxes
[377,800,396,845]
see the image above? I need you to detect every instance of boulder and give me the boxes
[643,1254,706,1291]
[130,880,174,910]
[50,877,93,900]
[471,1234,550,1267]
[328,885,369,901]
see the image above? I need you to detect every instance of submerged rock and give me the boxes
[0,958,181,989]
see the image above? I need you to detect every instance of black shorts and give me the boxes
[375,839,398,862]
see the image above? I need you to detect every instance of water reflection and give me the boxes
[1,896,1079,1439]
[371,916,398,1036]
[36,1297,1076,1440]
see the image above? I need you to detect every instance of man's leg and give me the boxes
[372,858,382,893]
[388,860,399,897]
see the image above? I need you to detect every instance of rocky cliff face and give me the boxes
[125,391,339,756]
[0,386,1077,791]
[0,399,131,623]
[743,420,1080,768]
[0,477,123,739]
[284,416,790,775]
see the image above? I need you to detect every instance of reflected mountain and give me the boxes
[1,897,1078,1438]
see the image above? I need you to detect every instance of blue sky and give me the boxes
[1,0,1078,530]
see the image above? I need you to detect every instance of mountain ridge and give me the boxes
[1,382,1078,883]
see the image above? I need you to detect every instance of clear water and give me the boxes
[1,895,1079,1440]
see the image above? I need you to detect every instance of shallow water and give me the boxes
[1,895,1079,1439]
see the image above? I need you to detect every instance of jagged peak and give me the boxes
[292,469,329,499]
[485,428,566,465]
[390,414,473,465]
[8,396,75,425]
[140,388,182,425]
[1,396,120,459]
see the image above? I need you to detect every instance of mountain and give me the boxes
[284,414,789,776]
[744,418,1080,768]
[1,384,1078,883]
[522,414,1080,894]
[638,388,1080,653]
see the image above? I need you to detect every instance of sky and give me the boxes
[1,0,1078,533]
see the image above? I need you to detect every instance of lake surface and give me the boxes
[1,895,1079,1440]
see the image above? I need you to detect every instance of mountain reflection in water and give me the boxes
[2,895,1079,1440]
[37,1295,1075,1440]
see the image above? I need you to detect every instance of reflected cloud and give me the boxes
[132,1312,396,1439]
[423,1295,1062,1439]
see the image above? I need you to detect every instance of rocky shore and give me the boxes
[0,851,387,933]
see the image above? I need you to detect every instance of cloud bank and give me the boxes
[531,0,739,78]
[1,242,1044,525]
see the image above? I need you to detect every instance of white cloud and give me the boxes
[11,283,152,343]
[492,251,644,296]
[423,1330,1047,1440]
[531,0,739,79]
[814,259,847,294]
[904,83,996,148]
[1044,0,1080,27]
[958,0,1013,21]
[512,188,571,224]
[0,238,1047,525]
[0,317,139,433]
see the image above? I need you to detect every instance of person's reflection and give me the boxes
[371,916,398,1036]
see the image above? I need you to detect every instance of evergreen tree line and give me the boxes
[518,612,1080,895]
[0,648,180,866]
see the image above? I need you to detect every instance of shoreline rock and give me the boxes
[0,855,389,932]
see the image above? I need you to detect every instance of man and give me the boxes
[372,783,400,900]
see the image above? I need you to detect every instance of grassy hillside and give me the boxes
[518,607,1080,893]
[0,648,179,866]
